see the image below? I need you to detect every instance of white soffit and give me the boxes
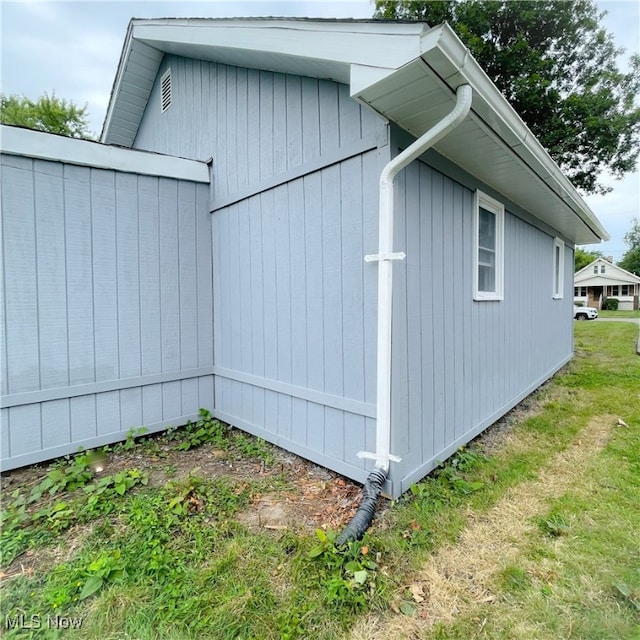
[102,18,607,245]
[101,18,425,146]
[351,24,608,245]
[1,125,210,183]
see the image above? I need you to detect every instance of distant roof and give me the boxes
[574,258,640,285]
[102,17,608,245]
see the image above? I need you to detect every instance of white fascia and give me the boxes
[427,24,609,242]
[1,125,210,183]
[132,20,426,71]
[101,20,136,143]
[103,19,429,146]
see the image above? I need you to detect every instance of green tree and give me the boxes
[618,218,640,275]
[574,247,603,272]
[0,92,92,139]
[374,0,640,195]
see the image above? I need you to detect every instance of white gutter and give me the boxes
[359,84,473,474]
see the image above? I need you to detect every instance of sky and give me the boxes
[1,0,638,260]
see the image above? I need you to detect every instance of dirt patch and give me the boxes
[0,434,368,581]
[238,473,363,533]
[0,520,97,584]
[347,415,615,640]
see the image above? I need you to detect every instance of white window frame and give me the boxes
[473,190,504,301]
[552,237,565,299]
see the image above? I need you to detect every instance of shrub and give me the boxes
[603,298,619,310]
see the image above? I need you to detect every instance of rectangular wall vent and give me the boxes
[160,68,172,113]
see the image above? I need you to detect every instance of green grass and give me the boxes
[423,322,640,640]
[1,324,639,639]
[598,309,640,318]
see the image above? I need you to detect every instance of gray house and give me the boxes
[0,19,607,497]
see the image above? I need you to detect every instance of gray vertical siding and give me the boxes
[2,58,580,498]
[0,154,213,470]
[133,56,385,203]
[134,58,388,484]
[134,57,578,496]
[390,154,575,494]
[211,150,381,483]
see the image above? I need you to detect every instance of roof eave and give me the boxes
[101,21,165,145]
[435,25,610,243]
[351,23,608,245]
[101,17,429,146]
[3,124,210,183]
[101,18,608,245]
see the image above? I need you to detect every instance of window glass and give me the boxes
[553,238,564,299]
[478,207,496,292]
[473,191,504,300]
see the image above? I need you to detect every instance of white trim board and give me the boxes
[0,125,210,183]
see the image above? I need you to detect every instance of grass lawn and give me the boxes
[1,323,639,639]
[598,309,640,318]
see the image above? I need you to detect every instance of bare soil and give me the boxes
[0,434,366,582]
[0,379,557,587]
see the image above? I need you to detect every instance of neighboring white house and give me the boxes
[574,258,640,310]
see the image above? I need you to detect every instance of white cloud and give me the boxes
[1,0,637,260]
[583,169,640,260]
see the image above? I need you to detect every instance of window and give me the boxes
[553,238,564,299]
[160,68,172,113]
[622,285,630,296]
[611,285,619,296]
[593,265,598,274]
[473,190,504,300]
[600,264,606,274]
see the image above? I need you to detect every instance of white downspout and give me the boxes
[360,84,473,475]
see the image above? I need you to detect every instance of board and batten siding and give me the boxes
[132,57,578,496]
[211,149,383,482]
[1,154,213,470]
[389,155,574,494]
[133,56,387,204]
[133,57,390,484]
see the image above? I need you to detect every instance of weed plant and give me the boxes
[1,324,638,639]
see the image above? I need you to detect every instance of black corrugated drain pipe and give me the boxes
[336,467,388,545]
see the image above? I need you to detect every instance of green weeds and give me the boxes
[171,409,229,451]
[0,456,147,566]
[166,408,274,464]
[308,529,382,612]
[1,324,639,639]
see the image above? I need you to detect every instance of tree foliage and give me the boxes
[374,0,640,194]
[618,218,640,276]
[0,92,92,139]
[574,247,603,272]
